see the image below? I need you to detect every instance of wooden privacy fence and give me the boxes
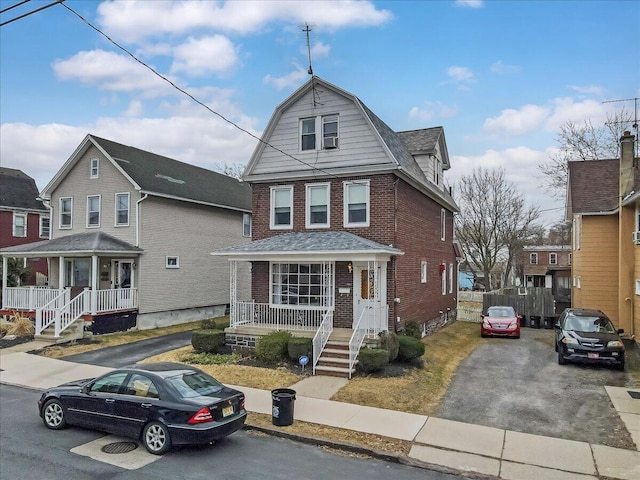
[482,287,556,322]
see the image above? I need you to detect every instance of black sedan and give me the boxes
[555,308,625,370]
[38,362,247,455]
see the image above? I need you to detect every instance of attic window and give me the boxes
[322,115,338,149]
[90,158,99,178]
[301,118,316,151]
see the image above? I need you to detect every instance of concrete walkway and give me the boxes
[1,348,639,479]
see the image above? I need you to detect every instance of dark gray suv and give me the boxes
[555,308,625,370]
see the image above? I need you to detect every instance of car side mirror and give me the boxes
[82,384,92,394]
[617,328,625,334]
[480,313,485,318]
[554,323,561,329]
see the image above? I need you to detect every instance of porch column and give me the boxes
[2,256,7,309]
[229,260,237,327]
[58,256,65,294]
[91,255,98,314]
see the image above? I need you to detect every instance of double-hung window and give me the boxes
[306,183,329,228]
[40,216,50,238]
[322,115,338,149]
[300,115,339,151]
[300,118,316,151]
[60,197,72,229]
[243,213,252,237]
[115,193,129,226]
[90,158,99,178]
[344,181,369,227]
[13,213,26,237]
[440,209,446,241]
[549,252,557,265]
[87,195,101,227]
[271,186,293,229]
[530,253,538,265]
[421,261,427,283]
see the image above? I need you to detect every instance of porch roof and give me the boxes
[213,231,403,261]
[0,231,143,257]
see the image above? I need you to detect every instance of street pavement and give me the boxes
[1,341,639,480]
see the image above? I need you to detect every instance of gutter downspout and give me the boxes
[135,193,148,248]
[39,197,53,287]
[393,178,399,333]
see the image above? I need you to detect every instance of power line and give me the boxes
[0,0,64,27]
[59,3,337,179]
[0,0,31,15]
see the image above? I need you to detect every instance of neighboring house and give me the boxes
[0,167,49,285]
[1,134,251,336]
[566,130,639,339]
[214,76,460,376]
[522,245,571,311]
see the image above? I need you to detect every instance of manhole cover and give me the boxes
[628,391,640,400]
[101,441,138,454]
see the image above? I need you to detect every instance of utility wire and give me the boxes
[0,0,64,27]
[60,2,336,179]
[0,0,31,15]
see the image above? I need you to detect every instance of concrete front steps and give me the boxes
[35,319,86,345]
[315,328,357,378]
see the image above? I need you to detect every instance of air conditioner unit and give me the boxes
[633,231,640,244]
[323,136,338,149]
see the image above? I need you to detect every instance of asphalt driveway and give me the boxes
[436,326,636,449]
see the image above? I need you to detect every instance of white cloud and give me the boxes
[170,35,239,77]
[483,104,550,135]
[311,41,331,59]
[124,100,144,117]
[544,97,608,131]
[97,0,393,42]
[52,50,171,96]
[569,85,604,96]
[447,66,474,83]
[455,0,484,8]
[490,60,521,74]
[409,102,458,121]
[264,67,309,89]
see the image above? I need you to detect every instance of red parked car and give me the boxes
[481,306,521,339]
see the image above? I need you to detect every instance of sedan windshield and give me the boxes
[487,307,515,318]
[564,315,616,333]
[167,371,224,398]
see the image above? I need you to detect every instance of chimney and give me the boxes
[620,130,635,197]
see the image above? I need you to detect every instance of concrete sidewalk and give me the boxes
[1,350,639,480]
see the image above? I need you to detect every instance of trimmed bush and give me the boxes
[288,337,313,361]
[379,331,399,362]
[201,317,230,330]
[256,331,292,363]
[357,348,389,374]
[191,329,225,354]
[397,335,425,362]
[403,320,422,339]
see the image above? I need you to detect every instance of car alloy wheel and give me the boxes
[43,399,66,430]
[557,350,567,365]
[142,421,171,455]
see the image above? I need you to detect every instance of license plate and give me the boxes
[222,405,234,417]
[587,353,599,359]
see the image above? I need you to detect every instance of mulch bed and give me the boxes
[0,334,34,349]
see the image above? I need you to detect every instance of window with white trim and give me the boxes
[322,115,338,149]
[530,253,538,264]
[243,213,252,237]
[90,158,99,178]
[60,197,72,228]
[636,279,640,295]
[344,181,369,227]
[271,262,334,306]
[166,256,179,268]
[300,118,316,151]
[573,215,581,250]
[440,209,446,241]
[87,195,101,227]
[421,261,427,283]
[577,276,581,289]
[115,193,129,226]
[39,216,50,238]
[568,253,571,265]
[270,186,293,229]
[306,183,329,228]
[441,265,446,295]
[549,252,557,265]
[449,263,454,293]
[13,213,26,237]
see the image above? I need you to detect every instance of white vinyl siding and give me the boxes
[115,193,130,226]
[12,213,26,237]
[87,195,101,227]
[344,180,369,227]
[270,185,293,229]
[306,183,330,228]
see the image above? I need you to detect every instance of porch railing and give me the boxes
[312,308,334,375]
[348,303,389,379]
[3,286,61,310]
[232,302,327,331]
[348,308,368,380]
[95,288,137,313]
[35,289,70,335]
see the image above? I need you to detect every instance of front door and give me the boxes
[352,262,387,332]
[111,260,134,308]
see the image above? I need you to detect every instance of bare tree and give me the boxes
[213,163,246,179]
[539,107,634,198]
[455,168,542,290]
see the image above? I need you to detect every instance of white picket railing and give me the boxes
[348,308,368,379]
[232,302,327,331]
[3,286,62,310]
[312,308,334,375]
[55,290,90,337]
[95,288,137,313]
[35,290,70,335]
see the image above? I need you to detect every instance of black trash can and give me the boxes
[529,315,541,329]
[271,388,296,426]
[520,315,527,328]
[543,316,554,329]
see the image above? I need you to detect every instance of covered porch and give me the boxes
[214,231,403,377]
[1,232,142,337]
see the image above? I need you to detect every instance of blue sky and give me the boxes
[1,0,639,227]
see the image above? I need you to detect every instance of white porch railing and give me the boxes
[312,308,334,375]
[232,302,328,331]
[347,303,389,379]
[2,286,61,310]
[95,288,137,313]
[348,308,368,380]
[35,289,70,335]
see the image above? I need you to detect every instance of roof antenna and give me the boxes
[302,23,314,76]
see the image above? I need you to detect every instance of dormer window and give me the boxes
[90,158,99,178]
[300,115,339,151]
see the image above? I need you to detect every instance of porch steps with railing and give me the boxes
[35,319,86,345]
[315,329,357,378]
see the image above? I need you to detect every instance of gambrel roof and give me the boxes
[0,167,47,212]
[41,135,251,213]
[243,76,458,212]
